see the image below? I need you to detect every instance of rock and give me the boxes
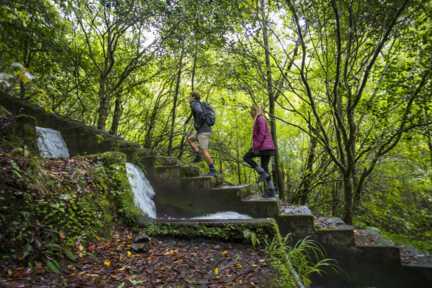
[131,242,150,253]
[132,232,151,253]
[281,205,312,215]
[133,232,151,243]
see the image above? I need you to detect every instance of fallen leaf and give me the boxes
[88,242,96,253]
[127,251,132,257]
[213,267,219,275]
[103,259,112,268]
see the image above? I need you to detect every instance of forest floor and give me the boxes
[0,227,276,288]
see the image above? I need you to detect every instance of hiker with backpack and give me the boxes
[243,105,277,198]
[187,91,216,176]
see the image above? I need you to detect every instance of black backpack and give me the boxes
[200,102,216,126]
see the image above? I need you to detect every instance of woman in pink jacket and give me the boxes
[243,105,277,198]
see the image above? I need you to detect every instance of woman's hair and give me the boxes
[251,105,264,117]
[191,91,201,100]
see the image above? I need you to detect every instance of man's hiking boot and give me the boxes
[192,153,202,163]
[206,170,216,177]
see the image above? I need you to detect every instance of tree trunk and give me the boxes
[331,179,340,216]
[343,172,354,224]
[259,0,285,198]
[299,135,317,204]
[168,48,185,155]
[110,93,123,135]
[97,79,110,130]
[191,44,198,91]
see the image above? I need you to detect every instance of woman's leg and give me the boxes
[243,149,259,169]
[260,155,271,175]
[260,154,276,197]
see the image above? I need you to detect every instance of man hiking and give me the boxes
[187,91,216,176]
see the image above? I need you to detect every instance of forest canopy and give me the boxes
[0,0,431,247]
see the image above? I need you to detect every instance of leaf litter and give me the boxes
[0,227,276,287]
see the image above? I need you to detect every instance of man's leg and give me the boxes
[187,135,200,153]
[187,134,202,162]
[198,133,215,176]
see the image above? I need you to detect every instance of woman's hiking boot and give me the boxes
[263,189,276,198]
[255,166,270,182]
[263,178,277,198]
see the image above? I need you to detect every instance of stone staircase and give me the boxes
[2,92,430,286]
[149,155,432,286]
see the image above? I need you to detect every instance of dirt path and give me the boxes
[0,228,276,288]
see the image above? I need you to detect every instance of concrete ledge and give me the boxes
[356,245,401,263]
[277,214,314,239]
[141,218,278,245]
[180,165,200,177]
[155,165,181,181]
[241,197,280,218]
[314,226,355,247]
[402,264,432,283]
[181,176,215,191]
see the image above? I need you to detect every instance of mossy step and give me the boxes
[154,156,180,166]
[181,176,216,190]
[211,184,251,198]
[277,214,315,238]
[240,196,280,218]
[141,218,279,244]
[180,165,200,177]
[154,165,181,180]
[314,225,355,247]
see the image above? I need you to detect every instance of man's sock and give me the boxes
[209,163,215,172]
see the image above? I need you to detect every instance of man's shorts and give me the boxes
[190,132,211,150]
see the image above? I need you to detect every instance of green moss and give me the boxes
[91,151,143,225]
[143,220,279,246]
[0,150,145,263]
[0,104,11,117]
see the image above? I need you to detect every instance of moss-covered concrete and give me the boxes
[0,112,38,153]
[143,218,279,246]
[0,93,153,168]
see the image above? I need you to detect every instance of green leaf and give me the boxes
[46,259,61,273]
[64,249,77,262]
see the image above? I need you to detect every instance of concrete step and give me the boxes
[277,205,315,238]
[312,216,355,247]
[240,195,280,218]
[155,165,181,180]
[155,156,180,166]
[181,176,216,191]
[211,184,251,198]
[180,165,200,177]
[156,183,246,218]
